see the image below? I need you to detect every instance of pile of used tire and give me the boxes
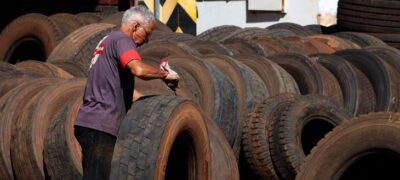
[337,0,400,49]
[1,11,400,180]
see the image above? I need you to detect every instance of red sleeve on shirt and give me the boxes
[119,49,142,69]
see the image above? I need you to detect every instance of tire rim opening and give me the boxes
[8,37,46,64]
[340,149,400,180]
[165,131,196,180]
[301,118,335,155]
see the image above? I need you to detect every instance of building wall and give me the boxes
[318,0,338,26]
[196,0,321,34]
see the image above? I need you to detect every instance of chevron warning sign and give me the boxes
[143,0,197,35]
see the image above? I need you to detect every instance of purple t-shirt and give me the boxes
[74,31,142,136]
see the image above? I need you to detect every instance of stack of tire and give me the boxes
[337,0,400,49]
[1,10,400,179]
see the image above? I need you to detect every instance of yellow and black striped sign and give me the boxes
[143,0,197,35]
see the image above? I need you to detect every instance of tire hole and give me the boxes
[301,118,335,155]
[9,37,46,64]
[165,131,196,180]
[340,149,400,180]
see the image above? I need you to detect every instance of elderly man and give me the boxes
[73,5,179,179]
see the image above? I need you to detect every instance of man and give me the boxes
[73,5,179,179]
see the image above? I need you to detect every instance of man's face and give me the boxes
[133,20,155,46]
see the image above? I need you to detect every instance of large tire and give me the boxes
[0,13,64,63]
[268,52,343,103]
[0,73,38,98]
[311,54,376,116]
[0,62,18,74]
[338,1,400,15]
[259,29,298,39]
[190,40,234,56]
[334,32,387,47]
[100,11,124,26]
[49,13,86,35]
[338,7,400,22]
[278,36,321,55]
[150,31,198,45]
[307,34,360,51]
[222,39,269,56]
[155,55,239,147]
[335,49,397,111]
[338,19,400,33]
[266,22,314,36]
[234,54,300,96]
[51,60,88,77]
[218,27,272,42]
[340,0,400,10]
[11,79,85,179]
[204,54,268,158]
[365,46,400,75]
[15,60,73,78]
[197,25,241,41]
[296,112,400,180]
[44,92,83,179]
[138,40,202,59]
[0,78,56,180]
[242,93,299,180]
[252,37,288,55]
[270,94,350,179]
[47,23,116,76]
[110,96,239,180]
[133,56,197,102]
[75,12,102,25]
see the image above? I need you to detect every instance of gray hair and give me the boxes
[121,5,155,27]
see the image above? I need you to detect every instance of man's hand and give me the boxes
[160,59,180,90]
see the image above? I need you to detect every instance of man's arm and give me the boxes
[126,59,168,80]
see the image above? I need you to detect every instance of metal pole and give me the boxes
[154,0,160,19]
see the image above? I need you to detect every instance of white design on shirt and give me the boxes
[89,35,109,69]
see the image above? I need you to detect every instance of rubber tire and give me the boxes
[338,1,400,16]
[223,39,270,57]
[197,25,241,41]
[234,54,300,96]
[190,40,234,56]
[47,23,116,76]
[137,40,202,59]
[75,12,102,25]
[340,0,400,10]
[0,78,56,179]
[110,96,239,180]
[335,49,394,111]
[270,94,351,179]
[266,22,314,36]
[44,92,83,179]
[268,52,343,103]
[51,60,88,77]
[334,31,387,48]
[166,55,239,148]
[296,112,400,180]
[311,53,376,116]
[0,13,64,63]
[15,60,73,78]
[204,54,268,158]
[242,93,299,180]
[0,73,37,98]
[49,13,86,35]
[307,34,361,51]
[11,79,85,179]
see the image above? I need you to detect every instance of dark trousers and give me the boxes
[74,126,117,180]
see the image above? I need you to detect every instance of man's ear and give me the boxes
[131,21,140,31]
